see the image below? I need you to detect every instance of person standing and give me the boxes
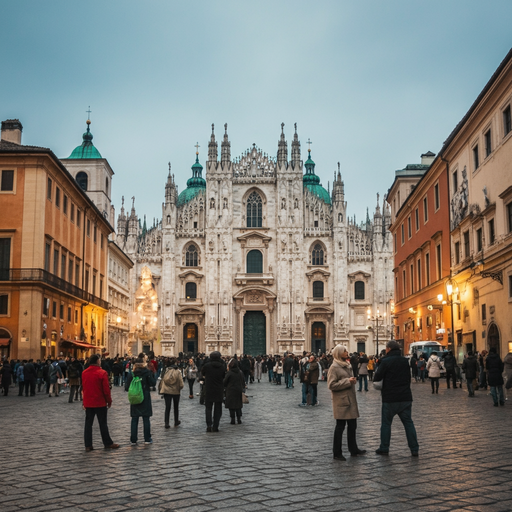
[283,353,294,389]
[240,355,251,385]
[223,358,245,424]
[367,356,375,382]
[67,357,82,402]
[185,358,197,399]
[23,359,37,396]
[48,361,63,397]
[486,347,505,406]
[0,361,12,396]
[125,358,157,444]
[16,360,25,396]
[410,354,418,382]
[201,351,226,432]
[254,356,263,383]
[373,340,419,457]
[462,351,479,397]
[478,350,488,389]
[160,358,183,428]
[274,358,283,385]
[357,353,369,392]
[426,352,443,394]
[81,354,119,451]
[328,345,366,461]
[443,351,458,389]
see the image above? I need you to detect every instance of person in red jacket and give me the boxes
[82,354,120,452]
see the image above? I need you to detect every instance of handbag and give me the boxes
[373,380,383,390]
[242,392,249,404]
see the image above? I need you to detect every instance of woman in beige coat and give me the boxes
[327,345,366,460]
[159,358,184,428]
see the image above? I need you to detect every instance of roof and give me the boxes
[177,185,205,207]
[66,121,103,159]
[303,149,331,205]
[177,154,206,207]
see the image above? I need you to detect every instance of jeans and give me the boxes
[379,401,419,453]
[275,373,282,385]
[187,378,195,396]
[164,394,180,426]
[418,369,425,382]
[301,382,317,404]
[430,377,439,393]
[18,381,24,396]
[268,369,273,382]
[284,371,291,388]
[358,375,368,391]
[113,375,120,386]
[84,407,114,448]
[205,401,223,428]
[24,380,36,396]
[490,385,505,405]
[131,416,151,443]
[69,385,79,402]
[333,419,358,456]
[49,382,59,396]
[467,378,475,396]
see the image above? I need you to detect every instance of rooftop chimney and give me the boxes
[420,151,435,166]
[1,119,23,144]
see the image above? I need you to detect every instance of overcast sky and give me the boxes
[2,1,511,226]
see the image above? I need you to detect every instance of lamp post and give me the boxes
[437,277,458,352]
[367,308,386,356]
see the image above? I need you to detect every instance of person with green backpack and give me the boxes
[125,357,156,445]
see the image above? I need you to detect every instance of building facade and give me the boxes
[117,124,394,357]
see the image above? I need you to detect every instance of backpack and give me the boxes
[128,375,144,405]
[68,365,79,379]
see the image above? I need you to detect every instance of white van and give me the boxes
[409,341,447,360]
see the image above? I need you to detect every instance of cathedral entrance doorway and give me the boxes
[183,323,198,354]
[311,322,326,355]
[243,311,266,356]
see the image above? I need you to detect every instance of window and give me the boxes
[61,254,66,279]
[407,216,412,239]
[52,301,57,318]
[43,298,50,316]
[415,208,419,231]
[410,264,414,294]
[99,277,103,298]
[247,250,263,273]
[74,309,78,324]
[44,243,51,272]
[55,187,60,208]
[509,274,512,299]
[63,195,68,215]
[0,238,11,280]
[423,196,428,222]
[246,192,262,228]
[476,228,483,252]
[76,172,88,191]
[92,274,96,296]
[485,129,492,158]
[507,203,512,233]
[67,306,72,323]
[434,183,440,211]
[59,304,64,320]
[86,219,90,237]
[68,259,73,283]
[417,258,422,290]
[185,282,197,299]
[402,270,406,298]
[100,233,104,250]
[47,177,52,200]
[454,241,460,264]
[452,170,458,192]
[70,203,75,222]
[0,170,14,191]
[473,145,479,171]
[436,244,442,281]
[0,294,7,315]
[93,226,97,243]
[425,253,430,286]
[313,281,324,299]
[75,263,80,287]
[354,281,365,300]
[463,231,470,258]
[482,303,486,322]
[504,105,511,136]
[85,269,89,292]
[401,224,404,245]
[311,244,324,265]
[193,221,198,229]
[76,209,81,228]
[53,249,59,275]
[489,218,495,244]
[314,220,319,227]
[185,245,198,267]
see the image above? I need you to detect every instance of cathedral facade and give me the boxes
[116,124,394,357]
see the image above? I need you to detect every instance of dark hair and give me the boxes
[489,346,497,354]
[386,340,401,351]
[89,354,101,365]
[467,351,473,356]
[210,351,221,361]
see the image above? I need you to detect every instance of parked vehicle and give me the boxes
[409,341,448,378]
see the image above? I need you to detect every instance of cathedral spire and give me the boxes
[277,122,288,167]
[291,122,301,168]
[208,123,218,162]
[221,123,230,164]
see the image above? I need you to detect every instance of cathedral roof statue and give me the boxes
[303,147,331,205]
[177,145,206,207]
[67,119,102,159]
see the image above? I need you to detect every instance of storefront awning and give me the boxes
[60,340,97,350]
[0,339,10,346]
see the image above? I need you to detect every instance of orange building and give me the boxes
[0,119,113,360]
[387,153,453,354]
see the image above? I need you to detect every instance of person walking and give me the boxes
[443,351,458,389]
[426,352,443,394]
[373,340,419,457]
[283,353,294,389]
[478,350,488,390]
[417,356,426,383]
[67,357,82,402]
[48,361,63,397]
[503,349,512,400]
[410,354,418,382]
[357,353,369,392]
[274,359,283,385]
[16,360,25,396]
[185,358,197,399]
[223,358,245,424]
[125,358,157,444]
[0,360,12,396]
[462,351,479,397]
[328,345,366,461]
[486,347,505,406]
[201,351,226,432]
[254,356,263,383]
[367,356,375,382]
[81,354,119,452]
[160,358,183,428]
[240,355,251,385]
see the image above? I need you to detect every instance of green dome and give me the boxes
[303,149,331,204]
[304,182,331,205]
[177,153,206,207]
[67,121,102,159]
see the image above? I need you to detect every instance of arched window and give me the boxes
[247,250,263,273]
[311,244,324,265]
[185,282,197,299]
[313,281,324,299]
[247,192,262,228]
[355,280,365,300]
[338,213,343,222]
[76,172,88,191]
[185,244,198,267]
[105,177,109,195]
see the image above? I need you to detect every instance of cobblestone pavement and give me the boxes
[1,376,512,512]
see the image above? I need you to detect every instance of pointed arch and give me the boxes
[184,242,200,267]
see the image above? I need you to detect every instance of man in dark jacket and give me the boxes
[373,341,419,457]
[23,359,37,396]
[462,351,479,397]
[486,347,505,406]
[201,351,226,432]
[283,354,294,389]
[443,351,458,389]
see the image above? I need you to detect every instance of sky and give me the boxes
[2,1,512,227]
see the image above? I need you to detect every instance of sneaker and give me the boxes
[298,403,307,407]
[175,421,181,427]
[131,442,137,446]
[144,440,152,445]
[411,451,419,457]
[333,455,346,461]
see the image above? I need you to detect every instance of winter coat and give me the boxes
[503,353,512,378]
[443,353,457,371]
[254,360,262,379]
[67,361,82,386]
[240,357,251,373]
[0,364,12,386]
[426,356,443,378]
[23,362,37,382]
[223,367,245,410]
[82,365,112,408]
[327,360,359,420]
[486,353,504,386]
[160,366,184,395]
[308,361,320,384]
[125,367,156,417]
[274,362,283,375]
[373,348,413,403]
[462,355,479,380]
[49,363,63,384]
[186,365,198,380]
[283,356,294,373]
[201,360,226,402]
[350,355,359,377]
[358,356,369,376]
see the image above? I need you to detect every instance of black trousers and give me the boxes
[24,380,36,396]
[84,407,113,448]
[187,378,195,395]
[205,401,223,428]
[69,385,80,402]
[446,369,457,387]
[164,394,180,425]
[430,377,440,392]
[229,408,242,419]
[333,419,358,456]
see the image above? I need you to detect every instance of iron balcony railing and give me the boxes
[0,268,109,310]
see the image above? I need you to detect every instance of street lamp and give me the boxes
[367,307,386,356]
[437,278,458,352]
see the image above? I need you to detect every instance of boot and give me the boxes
[230,418,235,425]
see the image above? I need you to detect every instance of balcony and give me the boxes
[234,273,274,286]
[307,296,331,306]
[0,268,109,310]
[178,297,204,307]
